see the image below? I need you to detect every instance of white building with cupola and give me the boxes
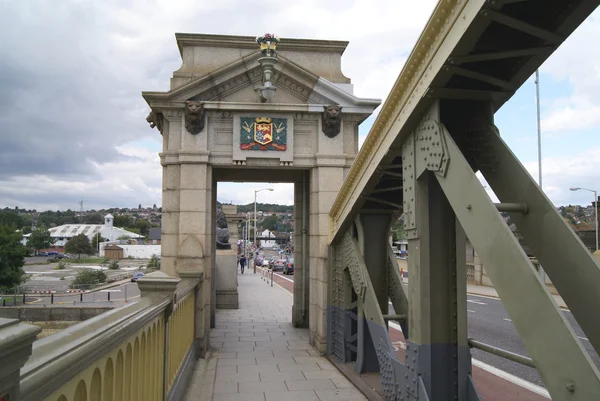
[22,214,145,248]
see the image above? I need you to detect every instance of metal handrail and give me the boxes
[468,338,535,368]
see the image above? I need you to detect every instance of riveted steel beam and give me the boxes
[481,9,563,43]
[433,119,600,400]
[448,46,555,64]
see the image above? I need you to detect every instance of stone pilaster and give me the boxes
[308,166,345,353]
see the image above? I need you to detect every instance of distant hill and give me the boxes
[217,202,293,214]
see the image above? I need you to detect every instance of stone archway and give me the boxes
[143,33,379,354]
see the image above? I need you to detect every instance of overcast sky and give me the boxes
[1,1,599,212]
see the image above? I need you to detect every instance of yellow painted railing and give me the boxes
[166,291,195,393]
[11,271,202,401]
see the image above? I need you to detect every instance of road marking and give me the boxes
[471,359,550,399]
[504,318,512,322]
[388,323,550,399]
[467,299,486,305]
[274,273,294,283]
[578,336,589,341]
[468,310,475,313]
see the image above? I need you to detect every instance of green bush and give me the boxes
[55,261,67,270]
[70,270,107,289]
[148,254,161,270]
[102,257,110,264]
[108,260,119,270]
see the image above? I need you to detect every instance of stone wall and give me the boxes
[0,306,113,321]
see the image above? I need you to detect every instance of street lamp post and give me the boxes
[570,187,599,252]
[254,188,274,273]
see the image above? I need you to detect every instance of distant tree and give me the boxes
[70,270,107,289]
[91,233,108,251]
[134,219,151,236]
[117,235,132,240]
[22,226,32,234]
[84,213,104,224]
[391,219,405,241]
[114,215,134,228]
[261,215,279,231]
[123,227,141,235]
[0,225,28,289]
[64,234,95,259]
[0,210,24,228]
[28,226,54,254]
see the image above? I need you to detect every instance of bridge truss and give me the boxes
[327,1,600,400]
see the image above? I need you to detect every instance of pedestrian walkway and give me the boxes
[184,270,367,401]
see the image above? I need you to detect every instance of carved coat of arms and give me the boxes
[240,117,287,151]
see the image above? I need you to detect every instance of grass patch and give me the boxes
[0,296,26,306]
[64,257,107,264]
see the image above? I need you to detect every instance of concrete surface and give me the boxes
[183,268,366,401]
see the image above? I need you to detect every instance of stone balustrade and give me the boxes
[0,271,202,401]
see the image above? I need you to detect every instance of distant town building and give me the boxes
[22,214,144,248]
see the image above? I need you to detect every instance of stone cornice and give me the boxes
[175,33,349,56]
[143,53,380,112]
[328,0,469,241]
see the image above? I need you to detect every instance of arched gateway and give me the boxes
[142,33,380,355]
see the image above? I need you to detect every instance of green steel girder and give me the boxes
[387,245,409,337]
[425,117,600,400]
[475,123,600,356]
[341,230,388,334]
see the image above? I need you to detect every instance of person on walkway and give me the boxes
[239,255,247,274]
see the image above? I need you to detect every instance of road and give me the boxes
[257,264,600,399]
[25,281,141,306]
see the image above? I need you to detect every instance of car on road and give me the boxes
[271,258,287,272]
[283,258,294,275]
[131,272,145,282]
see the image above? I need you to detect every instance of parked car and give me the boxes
[52,253,69,260]
[131,272,145,282]
[271,259,287,272]
[283,258,294,275]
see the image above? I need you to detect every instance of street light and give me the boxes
[570,187,599,252]
[254,188,274,272]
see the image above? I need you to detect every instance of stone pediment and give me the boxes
[143,52,380,113]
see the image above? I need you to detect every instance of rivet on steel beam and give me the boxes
[466,204,472,211]
[566,383,575,393]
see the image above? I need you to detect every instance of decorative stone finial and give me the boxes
[255,34,280,103]
[256,33,280,57]
[322,105,343,138]
[184,100,206,135]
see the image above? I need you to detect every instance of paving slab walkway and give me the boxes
[184,270,367,401]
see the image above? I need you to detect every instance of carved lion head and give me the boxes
[322,105,343,138]
[184,100,205,135]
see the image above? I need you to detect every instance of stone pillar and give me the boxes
[293,175,309,327]
[0,318,40,400]
[216,205,242,309]
[159,109,213,355]
[309,164,345,353]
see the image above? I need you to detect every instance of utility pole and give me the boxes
[535,69,546,283]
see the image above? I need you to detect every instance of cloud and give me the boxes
[541,10,600,132]
[0,0,438,211]
[0,0,596,212]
